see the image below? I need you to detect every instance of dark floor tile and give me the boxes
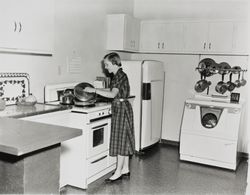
[61,144,248,195]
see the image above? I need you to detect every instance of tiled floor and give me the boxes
[61,144,248,195]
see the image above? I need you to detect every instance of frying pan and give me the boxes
[74,82,96,102]
[197,58,216,77]
[218,62,231,75]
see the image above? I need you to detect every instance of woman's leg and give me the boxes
[121,156,129,174]
[109,155,124,180]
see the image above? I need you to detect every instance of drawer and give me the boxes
[180,133,237,164]
[88,151,108,178]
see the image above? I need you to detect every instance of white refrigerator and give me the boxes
[122,60,164,152]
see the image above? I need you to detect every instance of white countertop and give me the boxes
[0,117,82,156]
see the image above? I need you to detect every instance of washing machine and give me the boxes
[179,98,243,170]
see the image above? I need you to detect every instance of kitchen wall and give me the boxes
[132,0,249,152]
[0,0,133,102]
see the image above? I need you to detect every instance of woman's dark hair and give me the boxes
[104,52,122,67]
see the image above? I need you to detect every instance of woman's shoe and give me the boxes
[122,172,130,177]
[105,175,123,183]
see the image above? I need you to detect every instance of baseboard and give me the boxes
[160,139,179,147]
[238,152,249,160]
[160,139,249,160]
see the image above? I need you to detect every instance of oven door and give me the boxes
[87,118,110,159]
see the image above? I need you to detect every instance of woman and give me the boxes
[84,52,135,182]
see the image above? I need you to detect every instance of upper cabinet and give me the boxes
[140,21,184,53]
[106,14,248,55]
[232,22,248,54]
[0,0,54,55]
[183,21,234,54]
[183,21,248,55]
[106,14,140,52]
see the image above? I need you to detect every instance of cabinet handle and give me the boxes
[162,42,164,49]
[203,42,206,50]
[19,22,22,32]
[91,155,107,164]
[209,43,211,50]
[14,21,17,32]
[158,42,160,49]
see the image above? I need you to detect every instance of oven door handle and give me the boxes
[90,155,107,164]
[92,123,108,129]
[89,114,112,123]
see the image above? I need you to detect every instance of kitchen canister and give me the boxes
[0,99,6,111]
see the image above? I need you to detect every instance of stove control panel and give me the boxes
[88,108,111,121]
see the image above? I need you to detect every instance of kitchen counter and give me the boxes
[0,104,82,194]
[0,102,69,118]
[0,116,82,194]
[0,117,81,156]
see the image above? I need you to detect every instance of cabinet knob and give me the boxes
[14,21,17,32]
[158,42,160,49]
[19,22,22,32]
[209,43,211,50]
[162,42,164,49]
[203,42,206,50]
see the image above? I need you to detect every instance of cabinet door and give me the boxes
[124,15,140,51]
[0,0,18,49]
[183,22,208,52]
[15,0,54,53]
[106,14,125,51]
[140,21,165,52]
[0,0,54,54]
[208,21,234,53]
[106,14,139,52]
[163,22,184,52]
[232,21,248,54]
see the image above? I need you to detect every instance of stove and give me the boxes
[42,82,115,189]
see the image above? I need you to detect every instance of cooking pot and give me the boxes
[240,71,247,86]
[226,73,236,92]
[215,74,227,94]
[234,71,242,88]
[194,77,211,93]
[60,89,75,105]
[74,82,96,102]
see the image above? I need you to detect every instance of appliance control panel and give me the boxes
[88,108,111,121]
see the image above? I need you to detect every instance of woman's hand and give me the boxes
[84,87,95,93]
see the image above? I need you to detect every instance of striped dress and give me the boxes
[109,68,135,156]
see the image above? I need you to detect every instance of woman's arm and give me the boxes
[84,87,118,99]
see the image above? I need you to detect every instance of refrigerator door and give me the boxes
[122,60,164,152]
[141,61,164,149]
[141,80,164,149]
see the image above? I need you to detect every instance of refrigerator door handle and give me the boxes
[142,83,151,100]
